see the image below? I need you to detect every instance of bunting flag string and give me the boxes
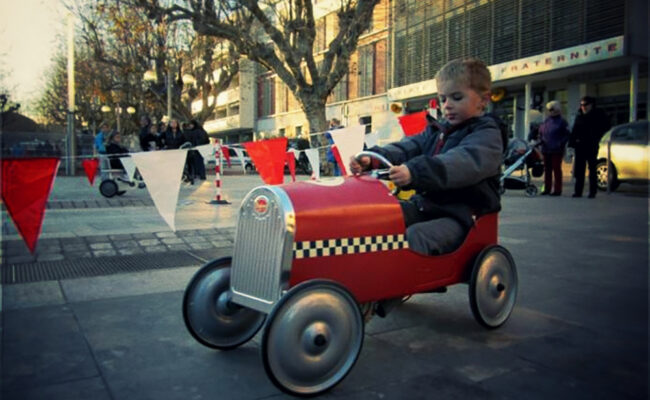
[244,137,288,185]
[398,111,429,136]
[130,149,188,231]
[81,158,99,186]
[1,158,60,253]
[119,156,138,182]
[303,148,320,180]
[328,125,366,176]
[285,151,296,182]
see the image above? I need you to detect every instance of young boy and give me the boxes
[350,58,504,255]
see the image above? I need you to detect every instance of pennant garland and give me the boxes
[196,144,214,161]
[119,156,137,182]
[303,148,320,180]
[364,131,379,149]
[285,151,296,182]
[1,158,60,253]
[244,137,288,185]
[328,125,366,176]
[231,147,246,172]
[130,149,188,231]
[220,145,232,167]
[81,158,99,186]
[398,110,428,136]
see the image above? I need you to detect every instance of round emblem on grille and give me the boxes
[253,195,270,216]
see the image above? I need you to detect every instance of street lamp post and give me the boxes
[144,63,194,122]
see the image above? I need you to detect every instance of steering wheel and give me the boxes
[354,151,400,195]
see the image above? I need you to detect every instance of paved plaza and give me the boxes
[1,171,648,399]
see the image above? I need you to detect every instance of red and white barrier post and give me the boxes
[208,139,230,205]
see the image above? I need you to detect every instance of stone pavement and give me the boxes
[1,172,648,399]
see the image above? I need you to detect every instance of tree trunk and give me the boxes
[301,96,327,147]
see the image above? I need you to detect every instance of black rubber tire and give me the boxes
[99,180,118,198]
[596,160,619,192]
[182,257,266,350]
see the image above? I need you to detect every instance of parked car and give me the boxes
[208,147,255,173]
[596,120,649,191]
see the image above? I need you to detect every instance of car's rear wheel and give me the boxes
[469,245,517,329]
[596,160,619,192]
[262,280,364,397]
[183,257,266,350]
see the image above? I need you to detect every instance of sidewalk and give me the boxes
[1,172,648,399]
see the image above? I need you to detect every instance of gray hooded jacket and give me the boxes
[369,115,504,229]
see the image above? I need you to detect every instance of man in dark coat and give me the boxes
[138,115,156,151]
[569,96,611,198]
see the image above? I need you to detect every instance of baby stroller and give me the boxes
[98,155,144,198]
[500,138,544,197]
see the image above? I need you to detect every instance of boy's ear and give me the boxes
[480,91,491,109]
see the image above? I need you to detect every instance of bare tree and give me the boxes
[71,0,240,124]
[134,0,380,134]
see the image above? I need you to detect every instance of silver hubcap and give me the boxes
[476,250,517,327]
[265,284,363,395]
[597,164,608,189]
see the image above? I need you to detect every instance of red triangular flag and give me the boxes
[1,158,60,253]
[331,145,346,176]
[82,158,99,186]
[221,145,232,168]
[398,111,428,136]
[285,151,296,182]
[244,138,288,185]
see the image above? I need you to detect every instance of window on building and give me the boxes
[279,128,286,137]
[315,18,326,53]
[257,75,275,118]
[215,107,227,119]
[228,102,239,116]
[359,116,372,134]
[276,82,288,114]
[358,44,375,97]
[295,126,302,138]
[332,74,349,102]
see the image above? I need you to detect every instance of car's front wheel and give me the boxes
[183,257,266,350]
[596,160,619,192]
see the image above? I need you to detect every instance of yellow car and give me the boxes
[596,120,649,191]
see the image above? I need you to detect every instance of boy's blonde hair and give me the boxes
[435,58,492,95]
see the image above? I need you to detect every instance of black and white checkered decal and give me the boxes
[293,234,409,259]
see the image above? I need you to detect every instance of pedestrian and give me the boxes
[568,96,611,198]
[94,123,110,154]
[349,57,505,256]
[326,118,344,176]
[138,115,156,151]
[164,119,186,149]
[538,100,570,196]
[185,119,210,180]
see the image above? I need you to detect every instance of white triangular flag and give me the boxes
[196,144,214,160]
[364,131,379,149]
[131,149,188,231]
[329,125,366,176]
[232,147,246,172]
[119,156,137,182]
[304,148,320,180]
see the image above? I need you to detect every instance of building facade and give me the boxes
[200,0,647,145]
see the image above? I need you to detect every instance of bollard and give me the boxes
[208,140,230,205]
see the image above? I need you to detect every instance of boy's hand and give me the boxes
[349,156,370,175]
[389,165,412,187]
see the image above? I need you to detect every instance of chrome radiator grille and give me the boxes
[230,186,294,313]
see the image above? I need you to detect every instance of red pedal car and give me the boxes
[183,151,518,397]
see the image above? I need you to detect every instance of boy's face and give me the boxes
[437,80,488,126]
